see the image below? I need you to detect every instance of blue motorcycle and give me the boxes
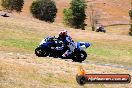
[35,36,90,62]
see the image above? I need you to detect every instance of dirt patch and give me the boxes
[21,0,131,25]
[0,51,132,88]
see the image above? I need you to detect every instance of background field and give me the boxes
[0,0,132,88]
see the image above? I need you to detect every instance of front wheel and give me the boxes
[72,50,87,62]
[96,30,99,32]
[35,47,48,57]
[103,30,106,33]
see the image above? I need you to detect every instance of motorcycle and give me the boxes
[96,27,106,33]
[35,36,90,62]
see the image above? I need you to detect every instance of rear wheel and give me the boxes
[35,47,48,57]
[72,50,87,62]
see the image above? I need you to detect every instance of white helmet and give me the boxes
[59,30,68,38]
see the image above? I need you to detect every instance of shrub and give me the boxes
[63,8,74,27]
[1,0,24,12]
[30,0,57,22]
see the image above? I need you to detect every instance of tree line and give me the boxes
[1,0,87,30]
[1,0,132,35]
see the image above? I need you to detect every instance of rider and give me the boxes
[57,30,76,58]
[97,25,105,32]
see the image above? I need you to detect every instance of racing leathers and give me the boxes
[58,35,76,57]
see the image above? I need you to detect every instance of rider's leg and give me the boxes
[62,44,75,57]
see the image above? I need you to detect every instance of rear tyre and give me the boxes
[35,47,48,57]
[72,50,87,62]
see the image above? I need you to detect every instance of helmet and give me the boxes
[59,30,67,38]
[96,26,99,29]
[100,25,103,27]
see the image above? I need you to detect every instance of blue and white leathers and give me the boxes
[62,35,76,57]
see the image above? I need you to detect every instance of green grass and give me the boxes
[0,39,38,52]
[0,13,132,67]
[0,32,132,66]
[0,17,43,52]
[1,32,132,67]
[85,41,132,66]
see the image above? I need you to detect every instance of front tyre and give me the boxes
[96,29,99,32]
[35,47,48,57]
[72,50,87,62]
[103,30,106,33]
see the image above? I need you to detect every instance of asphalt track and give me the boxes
[82,61,132,71]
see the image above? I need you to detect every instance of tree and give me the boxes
[63,0,87,30]
[129,3,132,36]
[1,0,24,12]
[89,5,100,31]
[30,0,57,22]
